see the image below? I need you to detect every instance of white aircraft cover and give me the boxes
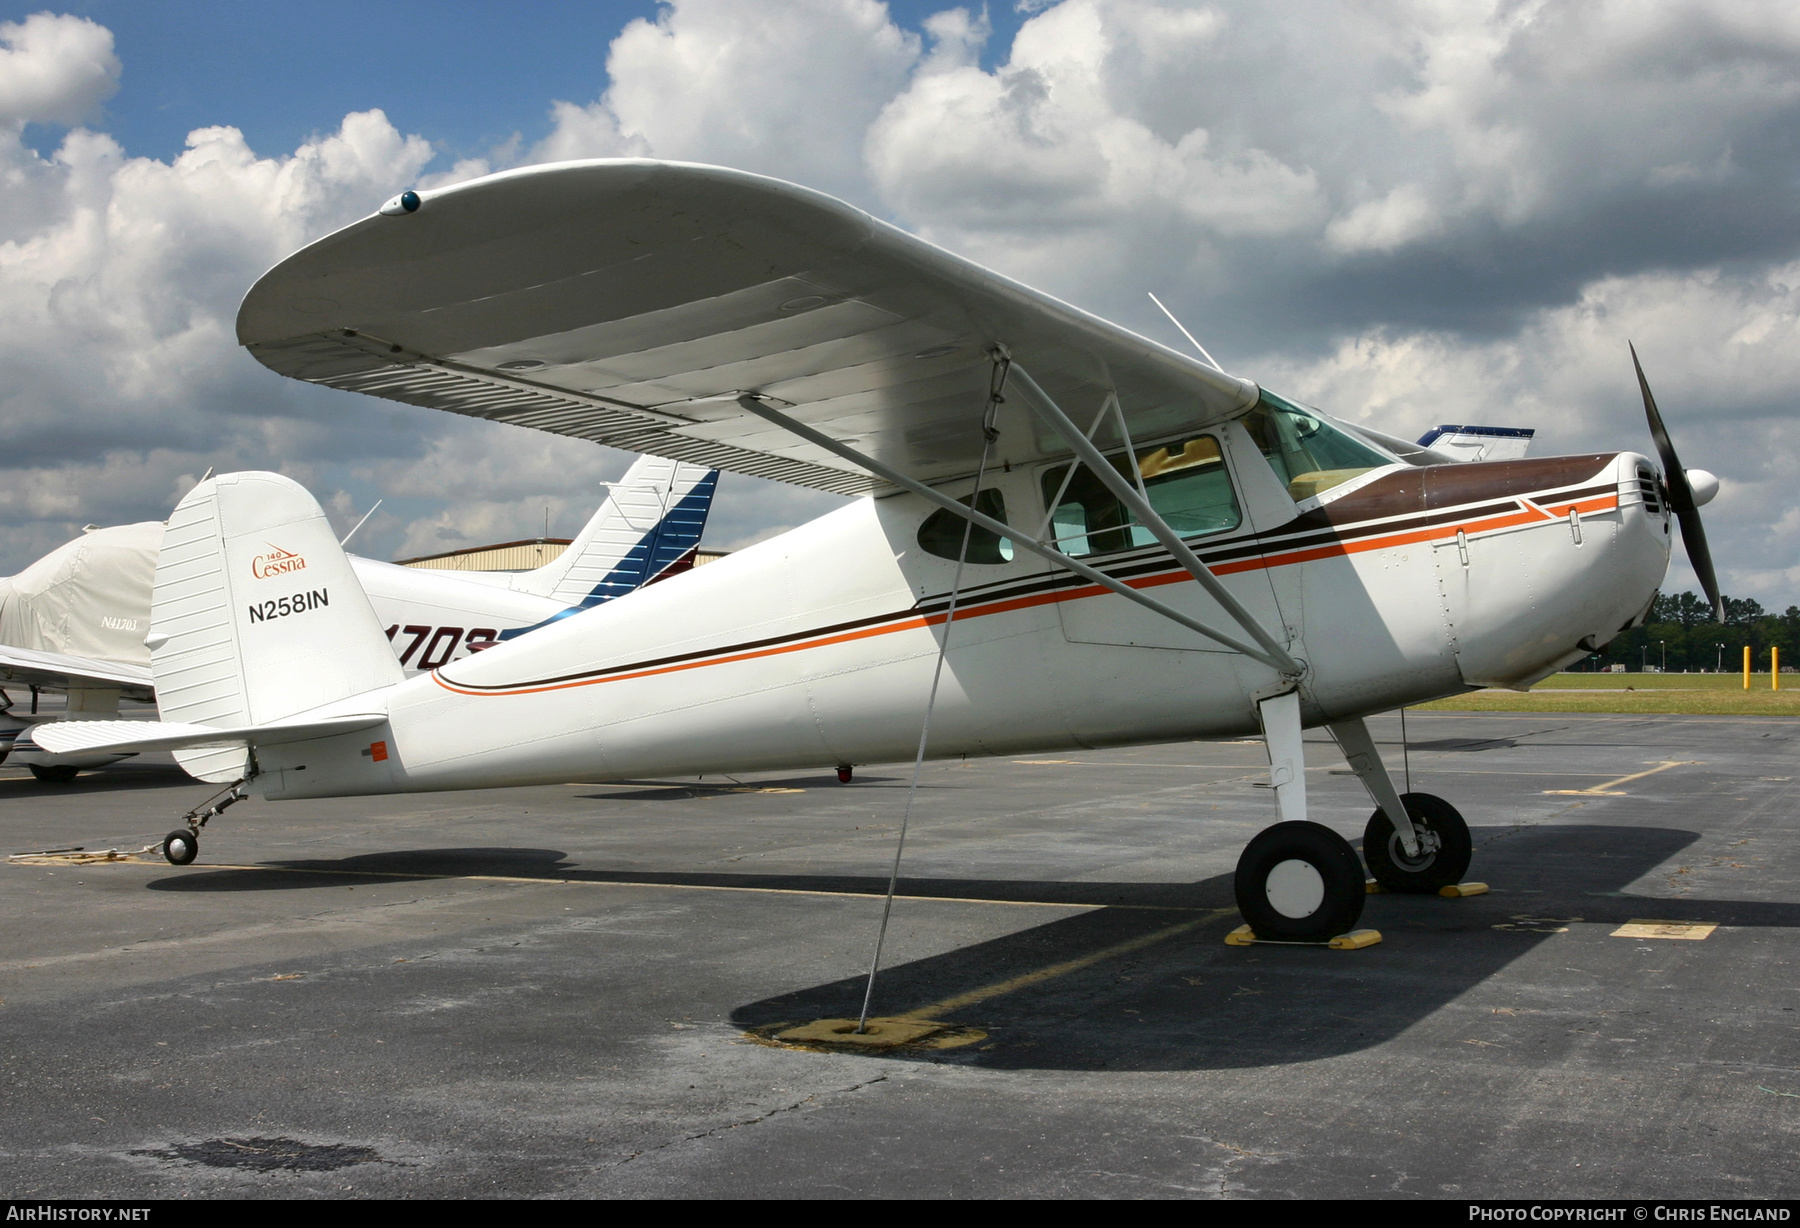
[0,522,159,665]
[0,522,160,700]
[238,160,1260,493]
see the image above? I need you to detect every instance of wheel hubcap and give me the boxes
[1265,858,1325,918]
[1388,827,1436,872]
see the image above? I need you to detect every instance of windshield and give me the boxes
[1240,389,1394,502]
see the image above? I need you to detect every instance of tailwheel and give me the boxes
[1234,821,1366,941]
[163,829,199,866]
[1363,792,1471,893]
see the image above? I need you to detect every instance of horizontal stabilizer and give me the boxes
[32,714,386,757]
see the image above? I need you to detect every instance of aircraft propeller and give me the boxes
[1630,342,1723,622]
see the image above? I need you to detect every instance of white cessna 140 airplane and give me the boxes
[38,160,1722,943]
[2,452,718,779]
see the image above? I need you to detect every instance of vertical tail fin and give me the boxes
[152,472,403,781]
[513,455,718,607]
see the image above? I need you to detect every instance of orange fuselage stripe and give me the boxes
[433,492,1622,699]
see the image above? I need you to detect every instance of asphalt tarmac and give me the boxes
[1,710,1796,1199]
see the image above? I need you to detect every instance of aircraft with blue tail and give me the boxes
[1,453,719,780]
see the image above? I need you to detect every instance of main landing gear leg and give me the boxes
[162,780,248,866]
[1233,691,1367,941]
[1330,716,1471,893]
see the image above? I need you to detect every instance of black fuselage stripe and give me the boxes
[444,476,1619,692]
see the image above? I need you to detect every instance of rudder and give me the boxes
[516,456,719,607]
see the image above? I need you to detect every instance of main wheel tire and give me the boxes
[163,829,199,866]
[1234,820,1366,941]
[29,764,79,783]
[1363,792,1472,893]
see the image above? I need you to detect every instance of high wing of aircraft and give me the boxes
[2,451,717,780]
[42,159,1724,953]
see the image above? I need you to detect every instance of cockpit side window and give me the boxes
[917,488,1014,564]
[1242,389,1393,502]
[1039,432,1241,559]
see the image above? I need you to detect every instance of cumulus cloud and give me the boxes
[1370,1,1800,229]
[535,0,919,203]
[864,0,1326,312]
[0,12,118,128]
[1324,183,1440,254]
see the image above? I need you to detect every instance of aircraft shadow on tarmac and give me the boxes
[727,822,1800,1072]
[570,773,906,800]
[142,845,1241,907]
[141,825,1800,1072]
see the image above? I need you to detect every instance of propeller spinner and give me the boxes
[1630,342,1724,622]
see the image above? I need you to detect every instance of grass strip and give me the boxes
[1419,672,1800,715]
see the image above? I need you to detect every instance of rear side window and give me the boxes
[917,488,1014,563]
[1040,433,1240,559]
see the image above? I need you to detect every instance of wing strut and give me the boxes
[734,383,1293,672]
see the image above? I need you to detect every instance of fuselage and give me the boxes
[254,424,1671,800]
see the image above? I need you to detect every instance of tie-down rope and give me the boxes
[856,355,1010,1032]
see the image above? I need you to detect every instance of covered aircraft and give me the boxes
[2,452,716,779]
[40,160,1723,949]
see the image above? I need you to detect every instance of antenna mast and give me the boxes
[1148,292,1225,373]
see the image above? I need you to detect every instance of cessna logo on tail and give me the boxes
[252,545,306,579]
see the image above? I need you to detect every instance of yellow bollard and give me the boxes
[1775,646,1781,691]
[1745,645,1752,689]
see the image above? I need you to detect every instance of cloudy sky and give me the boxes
[3,1,1798,600]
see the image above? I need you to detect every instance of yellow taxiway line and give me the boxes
[1543,760,1700,796]
[896,911,1235,1020]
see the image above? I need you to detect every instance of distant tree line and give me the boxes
[1573,591,1800,672]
